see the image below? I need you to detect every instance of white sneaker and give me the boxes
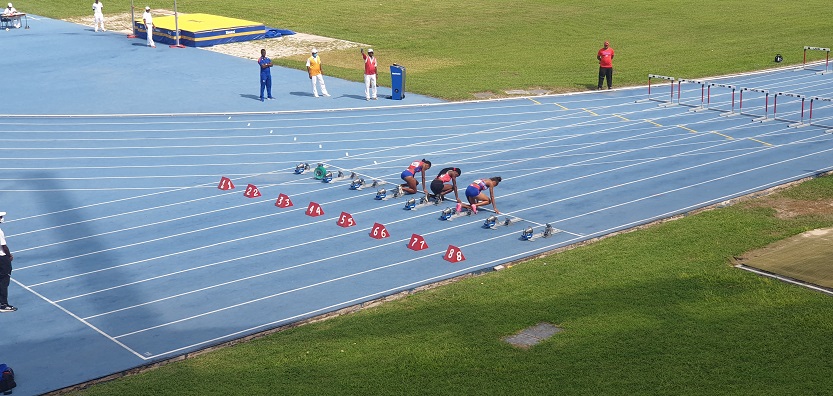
[323,93,331,97]
[314,94,319,98]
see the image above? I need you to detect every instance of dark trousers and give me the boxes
[0,255,11,306]
[598,67,613,89]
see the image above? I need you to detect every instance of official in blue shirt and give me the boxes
[258,49,274,101]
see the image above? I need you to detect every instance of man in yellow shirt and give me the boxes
[306,48,330,98]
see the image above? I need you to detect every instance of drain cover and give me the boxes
[503,322,561,348]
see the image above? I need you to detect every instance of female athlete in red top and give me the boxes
[457,176,501,215]
[429,167,462,203]
[400,159,432,195]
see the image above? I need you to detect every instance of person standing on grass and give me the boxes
[597,40,614,90]
[361,48,378,100]
[306,48,330,98]
[0,212,16,313]
[92,0,105,32]
[258,48,275,102]
[142,6,155,47]
[457,177,501,215]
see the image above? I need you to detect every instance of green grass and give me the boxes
[24,0,833,393]
[30,0,833,99]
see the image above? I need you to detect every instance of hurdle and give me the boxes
[802,46,831,74]
[808,97,833,133]
[739,87,772,122]
[707,83,739,117]
[638,74,676,106]
[773,92,808,128]
[676,78,708,111]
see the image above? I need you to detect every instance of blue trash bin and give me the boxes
[390,64,406,100]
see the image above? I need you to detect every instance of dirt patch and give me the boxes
[743,196,833,219]
[62,11,366,60]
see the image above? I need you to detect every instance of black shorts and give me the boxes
[430,179,445,195]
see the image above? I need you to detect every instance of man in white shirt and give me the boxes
[0,212,16,313]
[142,6,155,47]
[92,0,105,32]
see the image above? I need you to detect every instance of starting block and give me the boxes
[294,162,310,174]
[483,215,521,230]
[404,196,432,210]
[313,164,327,180]
[370,179,385,188]
[440,206,472,221]
[520,224,560,241]
[322,170,350,183]
[374,185,404,197]
[350,178,366,190]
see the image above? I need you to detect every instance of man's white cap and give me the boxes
[367,48,374,53]
[145,5,150,10]
[311,48,318,53]
[0,212,6,217]
[7,3,12,7]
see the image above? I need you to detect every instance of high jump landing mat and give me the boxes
[134,13,266,47]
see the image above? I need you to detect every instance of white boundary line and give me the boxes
[735,265,833,296]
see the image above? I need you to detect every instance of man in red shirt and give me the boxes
[597,41,614,90]
[361,48,378,100]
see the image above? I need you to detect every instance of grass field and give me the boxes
[31,0,833,99]
[20,1,833,394]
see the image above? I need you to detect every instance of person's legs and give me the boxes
[364,75,371,100]
[0,255,11,307]
[147,28,155,47]
[318,75,329,96]
[311,76,319,97]
[605,68,613,89]
[260,78,266,101]
[401,176,418,194]
[598,67,605,90]
[370,74,378,99]
[266,75,273,98]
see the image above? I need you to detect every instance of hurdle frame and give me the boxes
[638,74,676,107]
[808,97,833,133]
[773,92,808,128]
[676,78,708,112]
[739,87,772,122]
[802,46,831,74]
[707,83,739,117]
